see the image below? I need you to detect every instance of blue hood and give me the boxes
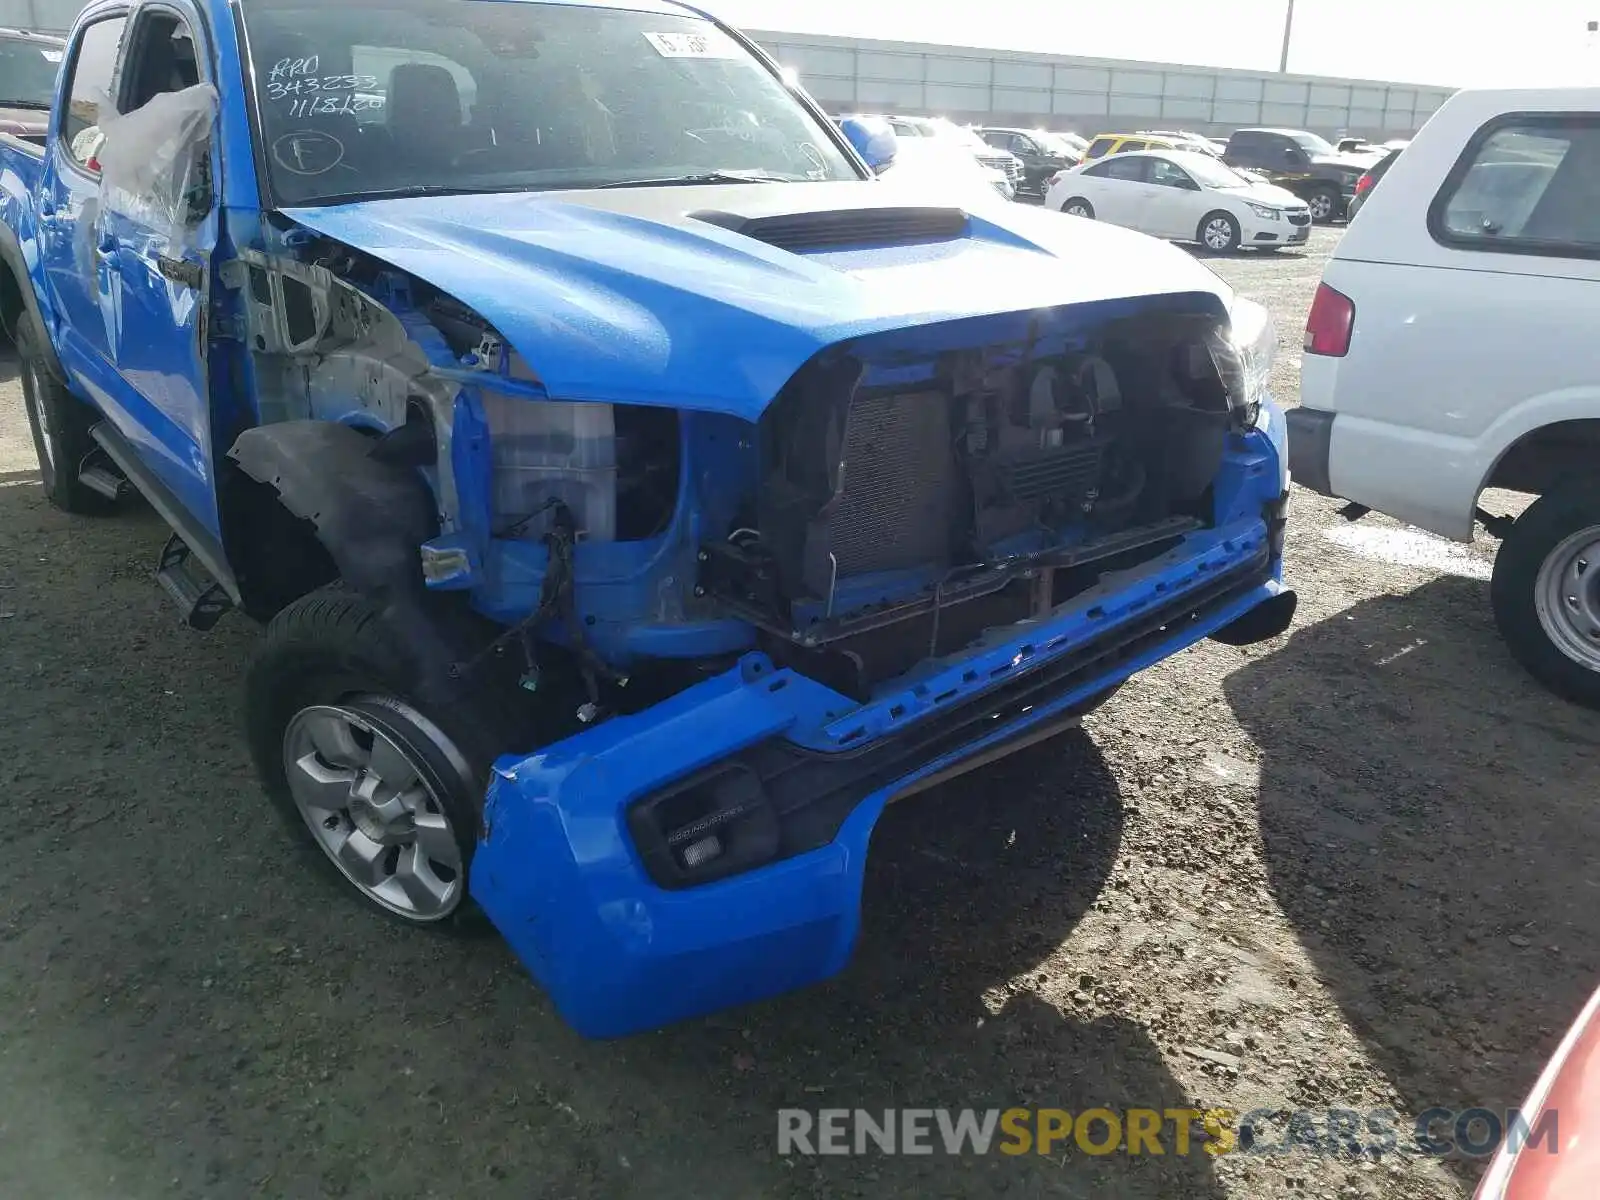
[283,181,1233,419]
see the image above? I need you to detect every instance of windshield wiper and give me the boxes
[597,170,793,189]
[295,183,533,206]
[0,99,51,111]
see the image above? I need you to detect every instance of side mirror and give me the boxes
[1283,146,1306,164]
[840,115,899,174]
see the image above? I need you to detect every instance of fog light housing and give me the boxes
[627,762,780,888]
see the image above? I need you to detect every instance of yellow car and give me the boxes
[1080,133,1187,162]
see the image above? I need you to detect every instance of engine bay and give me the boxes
[231,228,1250,703]
[698,307,1247,695]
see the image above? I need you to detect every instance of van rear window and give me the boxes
[1431,115,1600,257]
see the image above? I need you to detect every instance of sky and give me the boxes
[710,0,1600,88]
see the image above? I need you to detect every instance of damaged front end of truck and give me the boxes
[219,187,1290,1037]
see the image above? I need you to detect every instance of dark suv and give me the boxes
[1222,128,1377,223]
[978,127,1081,201]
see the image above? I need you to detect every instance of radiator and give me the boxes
[802,389,958,594]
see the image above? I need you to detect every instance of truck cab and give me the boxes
[1222,127,1375,223]
[1,0,1294,1037]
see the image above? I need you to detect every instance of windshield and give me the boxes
[239,0,859,204]
[1291,131,1336,156]
[1031,131,1077,155]
[0,37,64,108]
[1058,132,1088,153]
[923,118,988,152]
[1182,154,1252,189]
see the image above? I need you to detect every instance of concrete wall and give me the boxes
[0,0,79,35]
[748,29,1457,140]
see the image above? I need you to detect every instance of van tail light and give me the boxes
[1304,283,1355,357]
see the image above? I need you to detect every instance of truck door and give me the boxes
[38,13,128,384]
[97,4,222,533]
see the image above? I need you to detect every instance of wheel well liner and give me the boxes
[227,420,438,590]
[1482,418,1600,500]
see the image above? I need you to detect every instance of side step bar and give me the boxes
[78,459,129,501]
[156,532,234,630]
[88,421,243,630]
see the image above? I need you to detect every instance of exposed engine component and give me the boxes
[701,309,1241,691]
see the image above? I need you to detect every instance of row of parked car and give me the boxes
[840,109,1415,253]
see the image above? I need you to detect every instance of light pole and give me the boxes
[1279,0,1296,73]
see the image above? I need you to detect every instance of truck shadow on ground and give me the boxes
[624,729,1227,1198]
[0,470,1221,1198]
[1225,576,1600,1179]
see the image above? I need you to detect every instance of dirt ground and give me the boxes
[2,228,1596,1200]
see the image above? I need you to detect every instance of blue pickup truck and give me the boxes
[1,0,1293,1037]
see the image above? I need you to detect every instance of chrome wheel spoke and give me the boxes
[388,843,451,910]
[336,829,390,887]
[302,710,366,768]
[290,752,357,812]
[411,811,460,868]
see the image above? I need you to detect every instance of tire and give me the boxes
[1060,197,1094,219]
[1490,479,1600,708]
[17,310,115,515]
[1306,185,1340,225]
[1198,210,1241,254]
[245,585,501,930]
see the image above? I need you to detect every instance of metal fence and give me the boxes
[748,29,1456,141]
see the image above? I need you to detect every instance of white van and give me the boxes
[1290,88,1600,706]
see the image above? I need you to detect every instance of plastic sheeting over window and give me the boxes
[96,83,218,243]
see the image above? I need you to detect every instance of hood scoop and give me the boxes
[692,206,968,253]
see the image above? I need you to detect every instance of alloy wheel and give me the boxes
[282,703,466,921]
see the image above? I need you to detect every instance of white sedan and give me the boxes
[1045,150,1312,252]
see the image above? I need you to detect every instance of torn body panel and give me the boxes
[222,220,1259,693]
[220,248,463,532]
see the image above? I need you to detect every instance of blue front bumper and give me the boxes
[472,407,1290,1037]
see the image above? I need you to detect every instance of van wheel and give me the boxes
[16,310,115,515]
[1198,211,1241,253]
[1306,185,1340,224]
[1490,480,1600,708]
[1061,198,1094,218]
[246,585,495,929]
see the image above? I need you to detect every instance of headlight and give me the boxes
[1246,202,1281,219]
[1227,296,1277,427]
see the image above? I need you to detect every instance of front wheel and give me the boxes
[1306,185,1340,224]
[246,586,493,927]
[1490,480,1600,708]
[1060,197,1094,218]
[1198,210,1241,253]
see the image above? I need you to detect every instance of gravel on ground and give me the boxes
[1,228,1593,1199]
